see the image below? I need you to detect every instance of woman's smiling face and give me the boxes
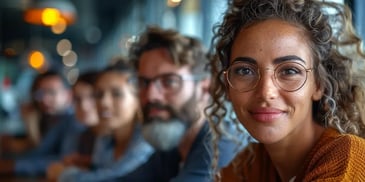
[94,71,138,132]
[227,19,323,144]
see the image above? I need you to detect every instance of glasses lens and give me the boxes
[138,74,183,94]
[226,62,259,92]
[158,74,183,93]
[275,62,308,91]
[226,62,309,92]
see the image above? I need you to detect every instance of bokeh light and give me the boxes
[62,50,77,67]
[66,67,79,84]
[29,51,46,69]
[56,39,72,56]
[42,8,61,26]
[51,18,67,34]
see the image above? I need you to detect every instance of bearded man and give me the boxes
[117,26,245,182]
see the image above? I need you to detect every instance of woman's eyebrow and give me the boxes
[231,55,306,65]
[232,57,256,64]
[273,55,305,64]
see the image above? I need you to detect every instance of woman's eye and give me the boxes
[112,89,124,98]
[278,67,301,76]
[233,66,255,76]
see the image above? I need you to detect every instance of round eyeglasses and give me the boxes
[224,61,313,92]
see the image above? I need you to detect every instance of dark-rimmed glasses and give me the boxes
[138,73,199,94]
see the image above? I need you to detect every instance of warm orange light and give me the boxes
[29,51,45,69]
[42,8,60,26]
[24,8,75,26]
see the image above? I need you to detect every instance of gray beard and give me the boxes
[142,118,187,151]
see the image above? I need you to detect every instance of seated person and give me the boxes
[1,70,73,155]
[0,70,82,177]
[208,0,365,181]
[47,70,100,178]
[117,26,245,182]
[48,58,154,181]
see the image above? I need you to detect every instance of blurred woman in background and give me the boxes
[48,58,154,181]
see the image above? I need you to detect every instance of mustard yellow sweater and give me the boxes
[221,128,365,181]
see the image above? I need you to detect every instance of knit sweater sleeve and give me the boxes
[221,128,365,182]
[300,128,365,181]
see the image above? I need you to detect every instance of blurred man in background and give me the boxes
[118,26,243,182]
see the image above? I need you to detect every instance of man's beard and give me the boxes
[142,93,200,151]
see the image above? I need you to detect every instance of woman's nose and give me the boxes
[255,70,279,100]
[99,93,112,107]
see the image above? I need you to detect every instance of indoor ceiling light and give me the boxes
[24,0,77,26]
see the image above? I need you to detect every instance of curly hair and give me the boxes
[129,26,210,76]
[206,0,365,179]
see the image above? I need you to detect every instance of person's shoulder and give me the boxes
[301,128,365,181]
[319,128,365,154]
[340,131,365,145]
[310,128,365,157]
[220,143,267,182]
[216,120,250,150]
[333,130,365,157]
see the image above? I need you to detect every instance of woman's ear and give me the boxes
[223,75,231,101]
[312,82,323,101]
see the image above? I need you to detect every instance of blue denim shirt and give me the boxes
[117,120,247,182]
[58,125,154,182]
[14,112,84,176]
[172,120,246,182]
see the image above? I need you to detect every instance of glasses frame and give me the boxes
[138,73,200,94]
[224,62,313,92]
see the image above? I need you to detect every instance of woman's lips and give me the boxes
[249,108,284,123]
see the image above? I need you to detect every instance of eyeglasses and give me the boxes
[224,61,313,92]
[138,73,198,94]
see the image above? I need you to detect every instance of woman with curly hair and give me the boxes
[207,0,365,181]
